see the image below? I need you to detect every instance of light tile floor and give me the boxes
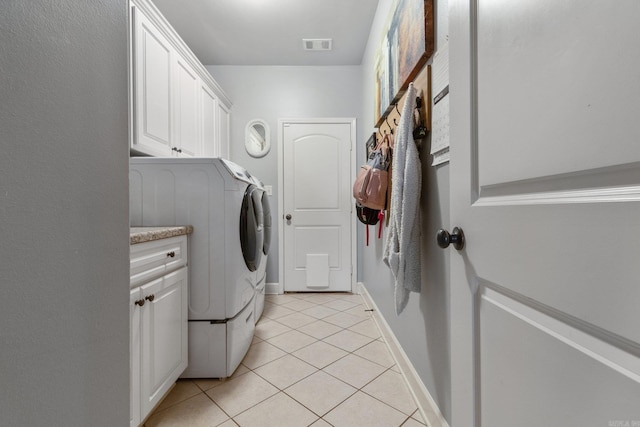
[145,292,427,427]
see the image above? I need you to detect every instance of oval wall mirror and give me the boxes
[245,119,270,158]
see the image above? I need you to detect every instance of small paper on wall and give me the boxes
[430,42,450,166]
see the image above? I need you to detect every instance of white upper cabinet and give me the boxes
[173,58,200,157]
[130,0,232,157]
[199,83,217,157]
[216,101,230,159]
[132,7,173,156]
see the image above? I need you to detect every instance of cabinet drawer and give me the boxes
[130,235,187,288]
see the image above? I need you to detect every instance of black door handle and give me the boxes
[285,214,292,221]
[437,227,465,250]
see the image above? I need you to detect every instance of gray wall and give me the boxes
[206,65,363,284]
[359,0,452,422]
[0,1,130,426]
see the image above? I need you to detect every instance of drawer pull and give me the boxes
[145,294,155,302]
[134,299,145,307]
[167,251,176,258]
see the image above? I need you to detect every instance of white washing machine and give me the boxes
[130,157,264,378]
[249,175,271,323]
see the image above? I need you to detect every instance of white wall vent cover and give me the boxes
[303,39,333,51]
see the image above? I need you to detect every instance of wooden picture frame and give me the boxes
[365,132,377,159]
[374,0,434,127]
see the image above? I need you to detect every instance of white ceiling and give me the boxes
[152,0,380,66]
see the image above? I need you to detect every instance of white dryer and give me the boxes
[129,157,263,378]
[249,175,271,323]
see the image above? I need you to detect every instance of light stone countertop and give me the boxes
[130,226,193,245]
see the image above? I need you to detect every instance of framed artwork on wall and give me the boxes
[374,0,435,127]
[365,132,377,158]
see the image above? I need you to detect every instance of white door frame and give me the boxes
[277,117,357,294]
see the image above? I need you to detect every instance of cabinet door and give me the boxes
[140,267,188,418]
[132,7,173,156]
[216,102,230,159]
[130,287,142,427]
[200,83,217,157]
[174,58,200,157]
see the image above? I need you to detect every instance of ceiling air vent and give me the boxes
[303,38,332,51]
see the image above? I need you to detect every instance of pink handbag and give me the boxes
[353,135,392,210]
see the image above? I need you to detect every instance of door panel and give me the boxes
[141,268,188,415]
[174,58,199,157]
[217,102,230,159]
[294,226,342,268]
[293,136,341,209]
[479,288,640,426]
[130,288,142,427]
[200,84,217,157]
[476,2,640,187]
[449,0,640,425]
[132,7,172,155]
[282,121,354,292]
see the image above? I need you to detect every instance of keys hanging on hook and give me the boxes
[413,96,428,140]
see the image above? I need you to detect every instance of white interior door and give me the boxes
[280,119,355,292]
[449,1,640,426]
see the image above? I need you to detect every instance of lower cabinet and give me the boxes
[130,259,188,426]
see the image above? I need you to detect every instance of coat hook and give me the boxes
[394,103,401,116]
[393,117,398,126]
[385,116,394,134]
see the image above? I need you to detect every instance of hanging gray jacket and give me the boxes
[383,83,422,315]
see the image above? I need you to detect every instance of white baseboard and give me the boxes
[265,282,281,295]
[357,282,449,427]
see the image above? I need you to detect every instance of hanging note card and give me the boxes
[430,42,450,165]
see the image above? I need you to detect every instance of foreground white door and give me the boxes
[449,1,640,426]
[280,119,355,292]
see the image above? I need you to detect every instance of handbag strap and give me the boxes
[374,133,392,151]
[365,224,370,246]
[384,133,394,149]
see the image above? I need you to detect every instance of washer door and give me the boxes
[240,185,264,272]
[261,191,272,256]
